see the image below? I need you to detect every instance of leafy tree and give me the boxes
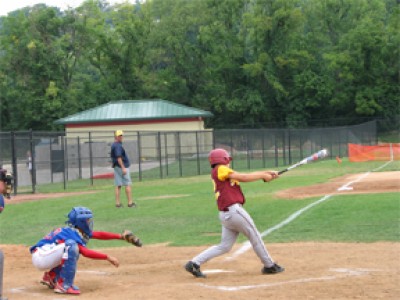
[314,0,399,122]
[0,5,86,130]
[141,0,210,106]
[76,0,152,100]
[0,0,398,131]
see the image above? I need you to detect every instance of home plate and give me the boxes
[203,269,235,274]
[338,186,353,191]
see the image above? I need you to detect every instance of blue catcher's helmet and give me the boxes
[67,207,94,240]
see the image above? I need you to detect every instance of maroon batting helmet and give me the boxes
[208,148,232,166]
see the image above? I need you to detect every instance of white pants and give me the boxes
[32,243,65,271]
[192,204,274,267]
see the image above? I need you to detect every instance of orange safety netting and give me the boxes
[348,143,400,162]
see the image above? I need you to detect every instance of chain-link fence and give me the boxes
[0,120,383,194]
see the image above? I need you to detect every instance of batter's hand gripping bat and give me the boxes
[277,149,329,175]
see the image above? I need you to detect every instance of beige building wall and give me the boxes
[65,119,207,139]
[62,120,213,158]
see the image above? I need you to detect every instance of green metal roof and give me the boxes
[55,99,213,124]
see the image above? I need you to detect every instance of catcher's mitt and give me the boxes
[121,230,142,247]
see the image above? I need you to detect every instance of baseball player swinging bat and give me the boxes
[278,149,329,175]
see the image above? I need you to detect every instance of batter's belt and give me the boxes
[221,203,243,212]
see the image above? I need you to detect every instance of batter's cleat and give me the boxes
[185,261,206,278]
[262,263,285,275]
[40,272,56,289]
[54,282,81,295]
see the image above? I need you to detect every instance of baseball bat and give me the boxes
[277,149,329,175]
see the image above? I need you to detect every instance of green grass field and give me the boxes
[1,159,399,248]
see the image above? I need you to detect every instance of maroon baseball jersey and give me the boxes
[211,165,245,211]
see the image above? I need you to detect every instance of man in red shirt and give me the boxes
[185,148,284,278]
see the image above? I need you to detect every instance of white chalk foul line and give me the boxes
[226,160,393,260]
[336,171,371,192]
[198,268,371,291]
[226,194,333,260]
[203,269,235,274]
[78,270,109,275]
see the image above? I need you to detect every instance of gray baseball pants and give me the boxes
[191,203,275,267]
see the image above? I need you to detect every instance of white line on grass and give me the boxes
[226,160,393,261]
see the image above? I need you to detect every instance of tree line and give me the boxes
[0,0,398,131]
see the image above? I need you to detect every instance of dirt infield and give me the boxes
[1,243,399,299]
[1,171,399,299]
[4,191,98,204]
[276,171,400,199]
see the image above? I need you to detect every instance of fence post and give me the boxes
[164,133,169,177]
[288,128,292,165]
[329,129,333,158]
[230,130,234,169]
[0,250,7,300]
[157,132,163,179]
[77,137,82,179]
[282,130,287,166]
[346,126,349,157]
[137,132,142,181]
[320,129,323,153]
[246,132,250,170]
[88,132,93,186]
[262,130,266,168]
[65,136,69,187]
[195,132,200,175]
[339,128,345,158]
[177,132,182,177]
[62,136,66,190]
[212,130,216,149]
[30,129,36,194]
[274,132,278,168]
[299,129,303,162]
[50,141,54,183]
[10,131,17,196]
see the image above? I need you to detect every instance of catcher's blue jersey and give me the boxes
[30,227,86,253]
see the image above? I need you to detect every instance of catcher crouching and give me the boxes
[30,206,142,295]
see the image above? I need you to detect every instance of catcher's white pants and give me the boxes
[192,204,275,267]
[32,243,65,271]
